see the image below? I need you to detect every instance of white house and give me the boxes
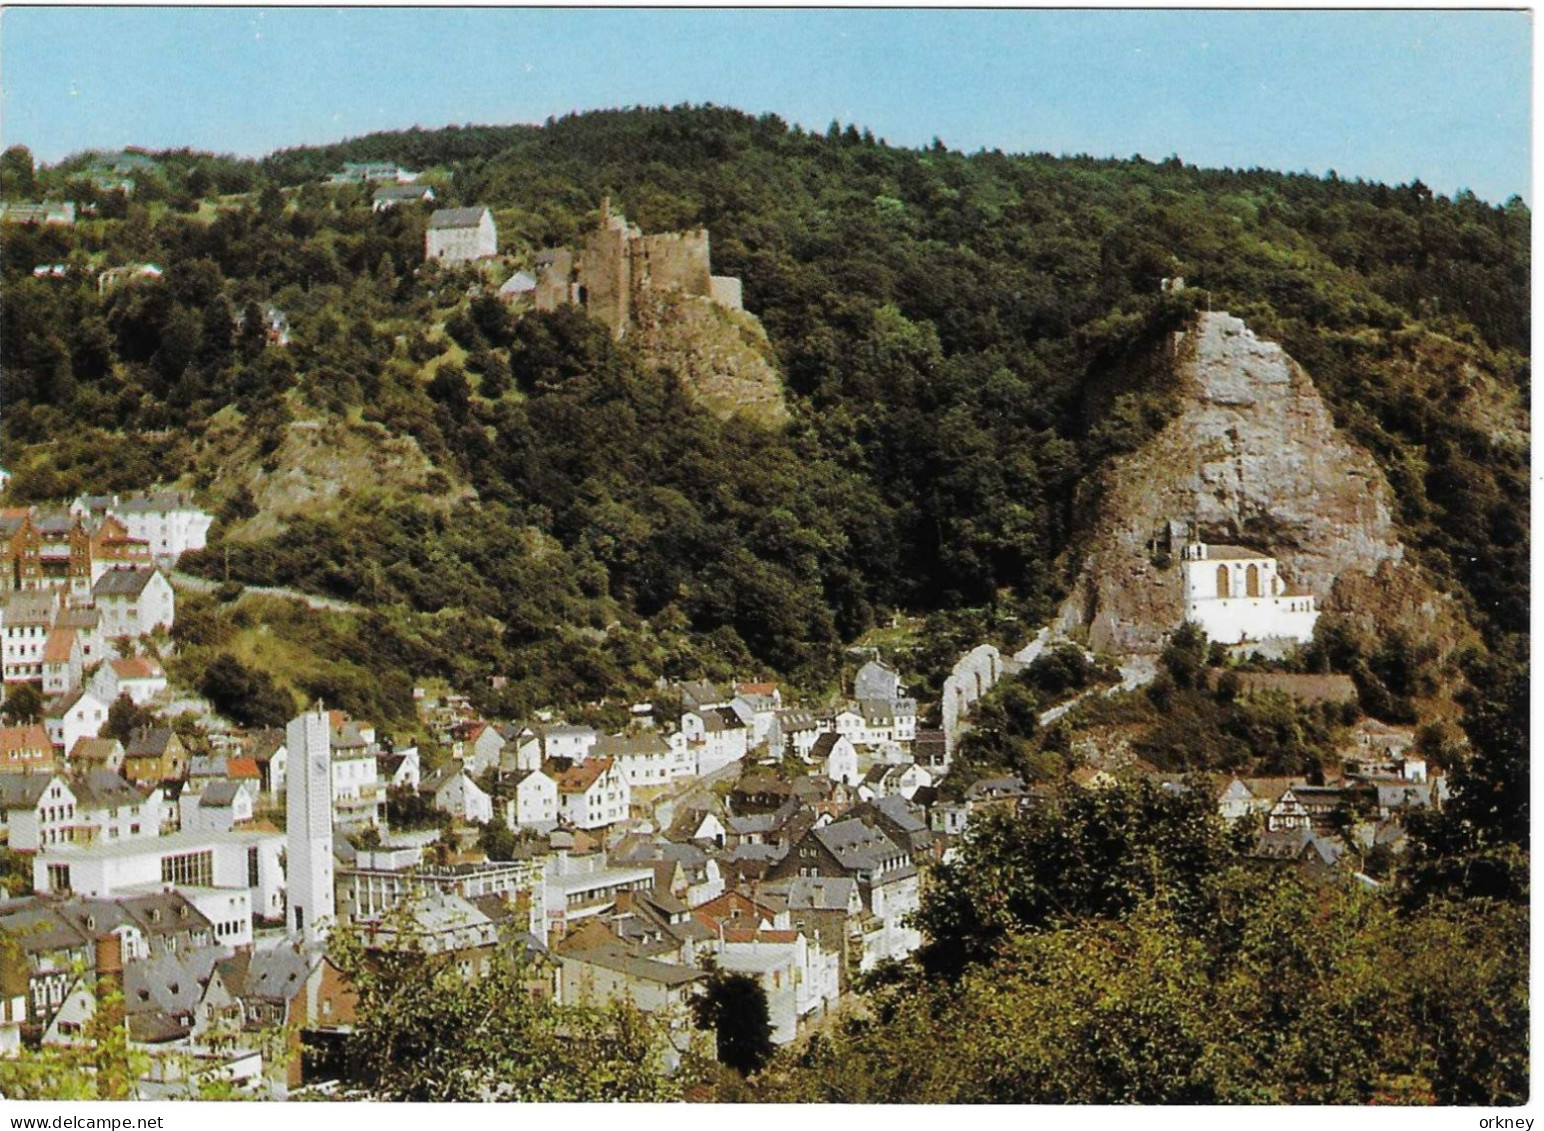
[43,690,110,754]
[593,731,675,790]
[70,770,162,846]
[425,207,498,265]
[539,723,597,763]
[90,568,175,639]
[730,686,781,749]
[180,779,256,835]
[854,659,903,702]
[377,745,420,791]
[73,492,213,564]
[88,655,167,707]
[504,769,558,832]
[812,733,860,788]
[712,927,841,1044]
[1,589,63,684]
[41,629,83,696]
[681,707,748,776]
[420,765,492,825]
[372,185,435,212]
[772,709,821,760]
[329,726,383,831]
[0,773,76,851]
[1180,541,1318,645]
[554,757,629,831]
[858,761,933,803]
[466,723,508,776]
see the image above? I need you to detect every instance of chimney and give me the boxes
[95,932,124,992]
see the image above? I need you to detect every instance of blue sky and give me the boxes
[0,8,1531,203]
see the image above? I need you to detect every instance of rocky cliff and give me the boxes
[630,291,790,428]
[1058,311,1439,656]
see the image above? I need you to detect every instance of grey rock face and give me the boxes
[1060,312,1406,654]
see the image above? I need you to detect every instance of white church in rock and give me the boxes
[1180,541,1318,645]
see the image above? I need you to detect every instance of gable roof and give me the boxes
[92,567,157,598]
[70,770,145,810]
[111,655,164,681]
[41,628,77,664]
[0,772,62,810]
[810,732,847,759]
[593,731,670,759]
[0,726,53,758]
[428,206,490,230]
[782,875,859,911]
[69,737,123,765]
[812,817,902,873]
[3,591,58,626]
[124,728,178,758]
[199,779,249,808]
[554,757,614,795]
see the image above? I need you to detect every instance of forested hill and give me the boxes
[0,105,1528,722]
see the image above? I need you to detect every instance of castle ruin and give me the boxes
[533,198,743,338]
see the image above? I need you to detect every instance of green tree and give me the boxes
[913,780,1236,979]
[103,692,156,745]
[329,911,680,1101]
[693,969,776,1076]
[1,683,43,724]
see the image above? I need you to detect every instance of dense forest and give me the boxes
[0,102,1527,1105]
[1,105,1527,723]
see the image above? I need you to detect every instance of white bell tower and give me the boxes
[286,706,335,946]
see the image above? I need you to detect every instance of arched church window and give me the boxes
[1246,565,1260,598]
[1216,565,1230,598]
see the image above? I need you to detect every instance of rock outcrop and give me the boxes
[630,291,789,427]
[1058,311,1422,655]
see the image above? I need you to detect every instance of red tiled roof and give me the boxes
[225,756,260,780]
[555,757,614,794]
[736,682,777,697]
[112,656,165,681]
[720,927,798,945]
[42,628,76,664]
[0,726,56,770]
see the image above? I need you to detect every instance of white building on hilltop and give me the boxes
[1180,541,1318,645]
[425,207,497,265]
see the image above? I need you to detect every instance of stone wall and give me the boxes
[634,230,712,297]
[941,644,1004,754]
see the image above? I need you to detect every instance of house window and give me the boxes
[47,864,71,892]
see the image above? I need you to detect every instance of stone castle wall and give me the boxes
[634,230,712,297]
[533,201,740,339]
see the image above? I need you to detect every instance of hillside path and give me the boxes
[169,570,365,614]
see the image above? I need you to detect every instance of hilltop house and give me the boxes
[372,184,435,212]
[425,207,497,265]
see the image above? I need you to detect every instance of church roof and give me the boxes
[1204,544,1271,560]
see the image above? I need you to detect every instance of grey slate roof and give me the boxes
[93,567,156,598]
[813,817,903,874]
[810,733,845,759]
[70,770,145,810]
[783,875,859,912]
[0,773,59,811]
[199,779,247,808]
[427,207,489,230]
